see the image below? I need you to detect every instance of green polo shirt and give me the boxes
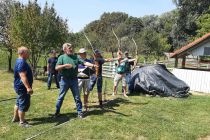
[56,54,85,79]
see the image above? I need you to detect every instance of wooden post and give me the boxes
[175,57,178,68]
[182,56,186,68]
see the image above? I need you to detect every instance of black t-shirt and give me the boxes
[48,57,58,73]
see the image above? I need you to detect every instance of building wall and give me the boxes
[190,41,210,56]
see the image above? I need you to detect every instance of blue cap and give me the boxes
[94,49,101,54]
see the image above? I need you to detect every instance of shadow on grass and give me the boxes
[35,76,48,83]
[0,97,16,103]
[29,112,77,126]
[86,97,148,117]
[29,97,149,126]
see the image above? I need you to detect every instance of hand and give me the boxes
[27,88,33,95]
[93,64,99,68]
[65,64,73,69]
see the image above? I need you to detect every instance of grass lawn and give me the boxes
[1,70,210,140]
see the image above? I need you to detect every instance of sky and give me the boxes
[19,0,176,33]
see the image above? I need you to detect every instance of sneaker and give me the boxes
[112,93,115,96]
[123,94,128,98]
[53,112,61,118]
[99,104,104,109]
[19,121,31,128]
[78,113,84,119]
[84,105,88,112]
[12,117,19,123]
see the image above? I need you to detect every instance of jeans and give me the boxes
[47,73,59,88]
[88,75,103,93]
[55,77,82,114]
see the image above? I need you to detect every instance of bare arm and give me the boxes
[55,64,73,71]
[19,71,33,95]
[84,62,98,68]
[47,63,50,73]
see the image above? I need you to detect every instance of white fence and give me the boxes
[172,68,210,93]
[102,62,116,78]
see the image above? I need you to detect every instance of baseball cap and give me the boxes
[50,50,56,53]
[94,49,101,54]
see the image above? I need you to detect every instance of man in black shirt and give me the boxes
[47,50,59,89]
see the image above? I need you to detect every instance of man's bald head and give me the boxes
[18,46,29,54]
[18,46,29,59]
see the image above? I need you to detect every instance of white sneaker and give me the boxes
[112,93,115,96]
[123,94,128,98]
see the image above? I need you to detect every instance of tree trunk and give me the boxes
[7,48,12,72]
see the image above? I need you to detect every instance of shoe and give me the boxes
[99,104,104,109]
[12,117,19,123]
[53,112,61,118]
[47,87,50,90]
[123,94,128,98]
[112,93,115,96]
[84,105,88,112]
[78,113,84,119]
[19,121,31,128]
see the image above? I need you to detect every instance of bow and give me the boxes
[83,32,100,77]
[112,28,121,51]
[132,37,138,70]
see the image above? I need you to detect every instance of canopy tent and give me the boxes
[129,64,190,97]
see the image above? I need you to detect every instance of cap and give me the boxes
[124,51,129,54]
[50,50,56,53]
[94,49,101,54]
[78,48,87,53]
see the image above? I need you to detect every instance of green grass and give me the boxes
[1,70,210,140]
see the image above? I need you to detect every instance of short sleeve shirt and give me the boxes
[56,54,85,79]
[14,58,33,93]
[95,58,105,76]
[48,57,58,73]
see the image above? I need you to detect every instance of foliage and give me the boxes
[171,0,210,49]
[8,0,68,72]
[135,28,171,61]
[196,7,210,38]
[0,0,17,71]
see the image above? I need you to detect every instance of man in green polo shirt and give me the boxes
[54,43,97,118]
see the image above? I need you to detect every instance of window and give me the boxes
[204,47,210,55]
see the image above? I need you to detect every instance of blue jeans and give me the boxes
[55,77,82,115]
[47,73,59,88]
[88,75,103,93]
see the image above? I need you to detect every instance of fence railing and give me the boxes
[102,62,116,78]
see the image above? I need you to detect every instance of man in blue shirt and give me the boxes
[47,50,59,90]
[13,46,33,128]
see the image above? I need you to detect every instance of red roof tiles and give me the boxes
[170,32,210,58]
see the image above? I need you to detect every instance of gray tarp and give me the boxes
[129,64,190,97]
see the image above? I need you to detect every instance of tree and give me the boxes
[135,28,170,61]
[8,0,68,75]
[171,0,210,49]
[0,0,17,71]
[196,8,210,38]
